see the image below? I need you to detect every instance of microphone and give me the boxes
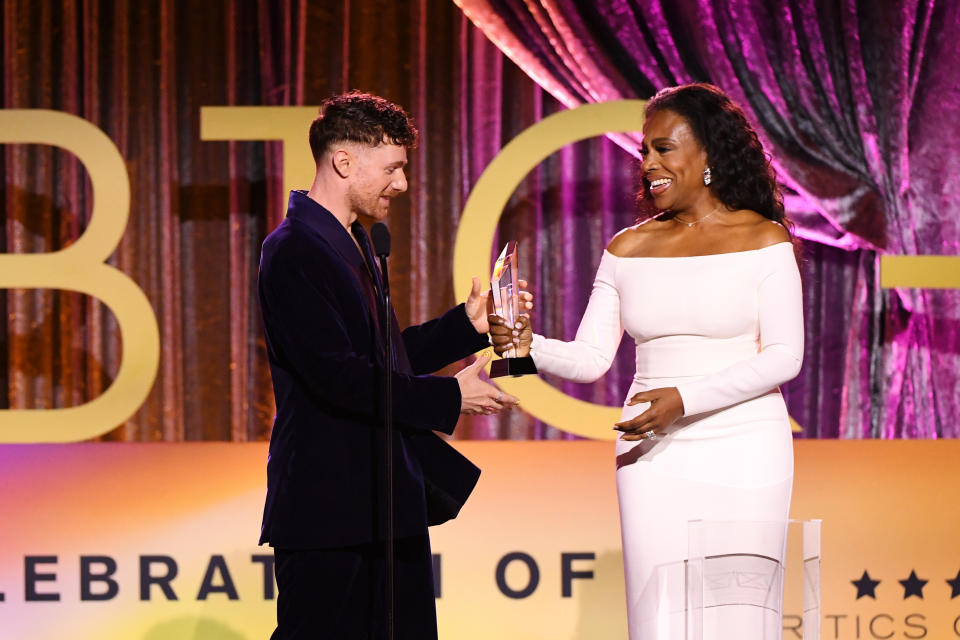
[370,221,395,640]
[371,222,391,257]
[371,222,391,299]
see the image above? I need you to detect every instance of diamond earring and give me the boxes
[703,167,712,186]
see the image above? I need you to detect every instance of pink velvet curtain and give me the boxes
[454,0,960,438]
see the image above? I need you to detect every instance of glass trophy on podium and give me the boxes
[489,241,538,378]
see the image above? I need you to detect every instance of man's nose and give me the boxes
[394,170,408,193]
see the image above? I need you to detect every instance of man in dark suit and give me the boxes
[257,91,518,639]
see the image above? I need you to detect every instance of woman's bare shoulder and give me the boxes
[733,211,792,249]
[606,218,670,256]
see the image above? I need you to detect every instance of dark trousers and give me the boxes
[270,535,437,640]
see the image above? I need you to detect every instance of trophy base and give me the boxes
[489,356,538,378]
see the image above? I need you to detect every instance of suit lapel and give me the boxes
[285,192,384,354]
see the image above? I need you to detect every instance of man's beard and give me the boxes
[347,185,389,219]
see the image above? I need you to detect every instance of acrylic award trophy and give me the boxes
[489,241,538,378]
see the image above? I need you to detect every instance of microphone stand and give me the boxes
[371,223,394,640]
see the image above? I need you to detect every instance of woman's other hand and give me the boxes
[613,387,684,440]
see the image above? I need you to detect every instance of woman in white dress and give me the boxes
[492,84,804,639]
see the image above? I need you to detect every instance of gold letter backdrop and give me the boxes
[0,111,159,442]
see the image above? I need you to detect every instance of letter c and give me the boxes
[869,614,894,640]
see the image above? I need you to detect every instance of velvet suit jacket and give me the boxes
[258,191,488,549]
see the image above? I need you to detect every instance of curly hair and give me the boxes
[309,90,418,163]
[638,83,786,227]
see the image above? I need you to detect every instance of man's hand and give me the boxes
[613,387,684,440]
[465,277,533,334]
[455,352,520,415]
[488,314,532,358]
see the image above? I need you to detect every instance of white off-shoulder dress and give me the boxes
[530,242,804,640]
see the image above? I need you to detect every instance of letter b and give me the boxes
[0,110,160,442]
[80,556,119,601]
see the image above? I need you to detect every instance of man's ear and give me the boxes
[331,148,353,178]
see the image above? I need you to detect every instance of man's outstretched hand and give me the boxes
[455,352,519,415]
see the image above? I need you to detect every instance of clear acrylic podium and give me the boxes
[686,519,821,640]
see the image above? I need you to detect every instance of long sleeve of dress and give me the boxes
[529,251,624,383]
[675,249,804,416]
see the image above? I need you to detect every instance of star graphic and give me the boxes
[899,570,927,599]
[852,570,880,599]
[947,570,960,599]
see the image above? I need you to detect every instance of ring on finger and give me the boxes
[641,431,658,440]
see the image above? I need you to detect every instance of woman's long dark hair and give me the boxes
[637,83,788,230]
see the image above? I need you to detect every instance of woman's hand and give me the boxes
[613,387,685,440]
[465,278,533,334]
[488,314,532,357]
